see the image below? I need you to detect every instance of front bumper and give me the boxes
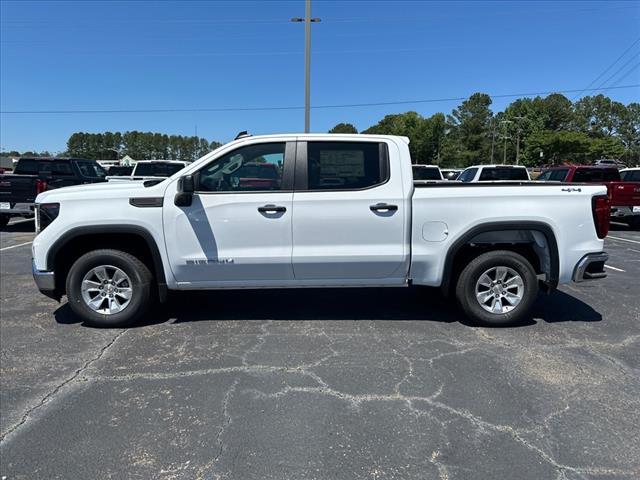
[572,252,608,282]
[32,259,59,300]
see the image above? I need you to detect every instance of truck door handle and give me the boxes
[370,203,398,212]
[258,204,286,213]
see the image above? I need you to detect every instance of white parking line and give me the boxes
[604,264,626,272]
[0,241,33,252]
[607,235,640,245]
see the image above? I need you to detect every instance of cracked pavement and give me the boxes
[1,220,639,479]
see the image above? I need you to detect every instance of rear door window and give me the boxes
[76,161,107,178]
[51,161,74,176]
[304,142,388,191]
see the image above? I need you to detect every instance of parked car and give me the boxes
[31,133,609,328]
[412,165,443,181]
[457,165,530,182]
[537,165,640,228]
[107,165,134,176]
[0,157,106,227]
[620,167,640,182]
[594,158,626,169]
[441,169,462,181]
[107,160,190,182]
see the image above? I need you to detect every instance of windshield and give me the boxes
[134,163,185,177]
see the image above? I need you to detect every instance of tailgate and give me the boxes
[608,182,640,206]
[0,175,38,204]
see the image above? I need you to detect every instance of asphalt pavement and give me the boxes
[1,218,639,480]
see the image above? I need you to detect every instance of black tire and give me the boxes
[66,249,153,327]
[629,217,640,230]
[0,214,9,228]
[455,250,538,327]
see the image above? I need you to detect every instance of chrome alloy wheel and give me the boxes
[81,265,133,315]
[474,266,524,314]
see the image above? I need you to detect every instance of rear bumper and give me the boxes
[611,205,640,218]
[32,259,59,300]
[572,252,608,282]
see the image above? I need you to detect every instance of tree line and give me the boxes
[65,131,222,161]
[1,132,222,162]
[329,93,639,167]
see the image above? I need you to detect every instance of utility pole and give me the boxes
[500,120,512,165]
[291,0,321,133]
[490,118,496,163]
[512,116,524,165]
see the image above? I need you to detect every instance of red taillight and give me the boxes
[592,195,610,239]
[35,179,48,194]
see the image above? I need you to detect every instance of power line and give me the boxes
[611,62,640,87]
[1,84,638,115]
[571,36,640,100]
[594,54,640,91]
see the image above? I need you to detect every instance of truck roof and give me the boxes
[17,157,91,161]
[543,164,619,170]
[227,133,411,143]
[465,164,527,169]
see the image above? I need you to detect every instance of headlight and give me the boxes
[35,203,60,234]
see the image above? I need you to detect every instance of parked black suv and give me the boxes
[0,157,106,227]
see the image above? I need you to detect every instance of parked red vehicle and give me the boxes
[230,162,281,190]
[538,165,640,227]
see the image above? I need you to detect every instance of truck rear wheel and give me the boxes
[0,214,9,228]
[66,249,153,327]
[455,250,538,327]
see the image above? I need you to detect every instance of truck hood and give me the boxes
[36,179,162,203]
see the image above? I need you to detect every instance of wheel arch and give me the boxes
[47,225,168,302]
[441,221,559,295]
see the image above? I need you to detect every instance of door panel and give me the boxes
[292,140,409,281]
[165,192,293,284]
[163,140,295,286]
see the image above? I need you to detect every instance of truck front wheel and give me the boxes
[455,250,538,327]
[66,249,153,327]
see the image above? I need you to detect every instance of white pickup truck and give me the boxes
[31,134,610,327]
[106,160,190,183]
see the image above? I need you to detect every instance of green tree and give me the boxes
[444,93,493,166]
[572,95,624,137]
[618,103,640,164]
[589,136,625,160]
[526,130,591,165]
[328,123,358,134]
[363,111,440,163]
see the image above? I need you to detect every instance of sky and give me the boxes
[1,0,639,153]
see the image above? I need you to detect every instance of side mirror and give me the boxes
[181,174,195,193]
[175,174,195,206]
